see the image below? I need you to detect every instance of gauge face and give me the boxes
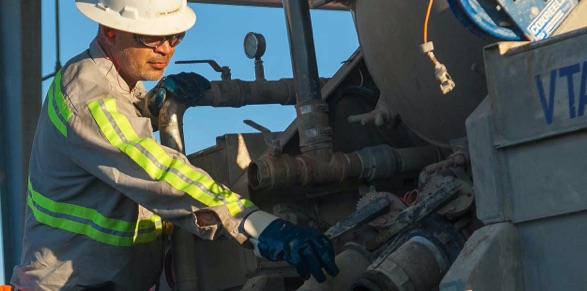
[244,32,266,59]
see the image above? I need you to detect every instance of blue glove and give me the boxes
[148,72,211,116]
[256,219,339,282]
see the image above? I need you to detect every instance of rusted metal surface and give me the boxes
[187,0,348,10]
[248,144,441,191]
[324,196,391,241]
[365,178,460,251]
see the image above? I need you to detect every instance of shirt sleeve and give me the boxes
[131,82,159,129]
[68,96,258,244]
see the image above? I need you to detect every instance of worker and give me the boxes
[10,0,338,289]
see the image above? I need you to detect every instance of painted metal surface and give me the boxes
[496,0,577,40]
[354,0,492,147]
[472,30,587,223]
[451,0,577,41]
[465,27,587,289]
[485,30,587,148]
[440,223,524,291]
[450,0,524,40]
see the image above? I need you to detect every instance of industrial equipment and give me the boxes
[3,0,587,290]
[159,1,587,290]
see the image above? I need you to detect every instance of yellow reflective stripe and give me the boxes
[226,199,256,216]
[47,82,67,136]
[29,179,154,232]
[28,178,162,246]
[53,71,73,120]
[88,98,253,216]
[47,70,73,137]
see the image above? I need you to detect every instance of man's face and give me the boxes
[108,29,176,85]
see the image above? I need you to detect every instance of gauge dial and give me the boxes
[244,32,266,59]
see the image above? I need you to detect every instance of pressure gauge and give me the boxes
[243,32,266,59]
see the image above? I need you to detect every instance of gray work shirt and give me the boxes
[11,39,257,290]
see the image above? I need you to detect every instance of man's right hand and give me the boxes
[243,211,339,283]
[148,72,210,116]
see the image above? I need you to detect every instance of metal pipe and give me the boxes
[248,145,441,190]
[195,78,329,108]
[283,0,333,153]
[158,98,199,291]
[42,0,62,81]
[158,100,188,153]
[254,58,265,81]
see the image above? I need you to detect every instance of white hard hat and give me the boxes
[75,0,196,36]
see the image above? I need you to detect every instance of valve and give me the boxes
[175,59,231,81]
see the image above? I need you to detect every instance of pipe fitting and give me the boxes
[296,99,333,151]
[248,145,441,191]
[353,236,449,291]
[356,145,441,180]
[248,151,352,190]
[296,151,351,185]
[159,98,189,155]
[248,154,301,190]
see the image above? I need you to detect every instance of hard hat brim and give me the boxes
[75,1,196,36]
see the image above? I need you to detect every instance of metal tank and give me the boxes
[352,0,492,147]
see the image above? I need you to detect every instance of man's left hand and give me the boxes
[148,72,211,115]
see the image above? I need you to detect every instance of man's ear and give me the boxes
[99,26,117,46]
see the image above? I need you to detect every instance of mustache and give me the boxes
[149,57,171,63]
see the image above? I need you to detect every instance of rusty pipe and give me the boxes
[158,98,199,291]
[195,78,329,107]
[248,145,441,190]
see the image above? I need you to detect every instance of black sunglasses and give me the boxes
[133,32,186,48]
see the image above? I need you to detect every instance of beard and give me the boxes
[118,48,169,82]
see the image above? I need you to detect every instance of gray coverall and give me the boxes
[11,39,258,290]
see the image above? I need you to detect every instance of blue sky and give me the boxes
[41,1,359,154]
